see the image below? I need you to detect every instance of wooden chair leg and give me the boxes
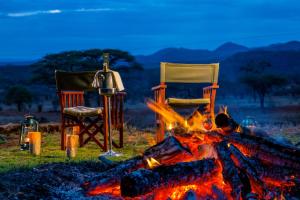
[210,104,215,124]
[119,125,123,148]
[79,124,84,147]
[61,123,66,150]
[119,96,124,148]
[103,97,109,152]
[156,116,165,143]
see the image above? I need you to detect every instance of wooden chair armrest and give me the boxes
[116,91,126,96]
[203,84,219,90]
[203,84,219,99]
[152,84,167,91]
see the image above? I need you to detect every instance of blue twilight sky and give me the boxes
[0,0,300,60]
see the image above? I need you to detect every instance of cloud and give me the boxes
[7,9,62,17]
[6,7,118,18]
[75,8,113,12]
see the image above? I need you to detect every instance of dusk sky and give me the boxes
[0,0,300,60]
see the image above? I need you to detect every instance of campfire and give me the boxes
[82,100,300,199]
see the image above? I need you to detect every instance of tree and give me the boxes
[240,61,286,109]
[31,48,143,85]
[4,86,33,111]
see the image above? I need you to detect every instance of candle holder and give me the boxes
[29,131,41,156]
[66,134,79,158]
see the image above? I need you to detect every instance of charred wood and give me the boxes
[228,143,265,190]
[120,159,216,197]
[225,132,300,170]
[98,156,119,168]
[211,185,227,200]
[183,190,197,200]
[248,158,300,180]
[215,113,300,158]
[143,136,192,163]
[83,155,143,195]
[216,141,251,200]
[215,113,239,134]
[83,136,193,195]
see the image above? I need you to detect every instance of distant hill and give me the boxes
[135,41,300,69]
[258,41,300,51]
[136,48,212,67]
[220,50,300,80]
[214,42,249,58]
[0,60,36,67]
[136,42,249,68]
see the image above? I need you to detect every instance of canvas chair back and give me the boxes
[55,70,97,91]
[160,62,219,84]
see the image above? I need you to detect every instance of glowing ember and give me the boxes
[156,184,198,200]
[167,123,173,130]
[146,157,161,169]
[87,185,120,196]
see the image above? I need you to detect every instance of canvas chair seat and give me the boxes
[63,106,103,117]
[166,98,210,107]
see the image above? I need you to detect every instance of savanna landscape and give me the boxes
[0,0,300,199]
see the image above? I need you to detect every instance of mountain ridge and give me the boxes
[135,40,300,68]
[1,41,299,70]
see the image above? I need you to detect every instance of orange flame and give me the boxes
[147,99,216,132]
[219,105,228,115]
[146,99,185,126]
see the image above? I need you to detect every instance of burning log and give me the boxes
[215,113,239,134]
[225,132,300,170]
[248,157,300,183]
[215,113,300,156]
[215,141,251,199]
[183,190,197,200]
[216,113,274,138]
[143,135,192,163]
[84,136,193,195]
[213,113,300,170]
[120,159,216,197]
[228,143,265,189]
[211,185,227,200]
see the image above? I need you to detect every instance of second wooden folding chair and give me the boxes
[55,70,125,151]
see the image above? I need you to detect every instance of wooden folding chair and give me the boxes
[55,70,125,151]
[152,62,219,142]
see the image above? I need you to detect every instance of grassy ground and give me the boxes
[0,127,155,173]
[1,99,300,173]
[1,122,299,174]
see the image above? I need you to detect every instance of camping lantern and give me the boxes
[19,115,39,150]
